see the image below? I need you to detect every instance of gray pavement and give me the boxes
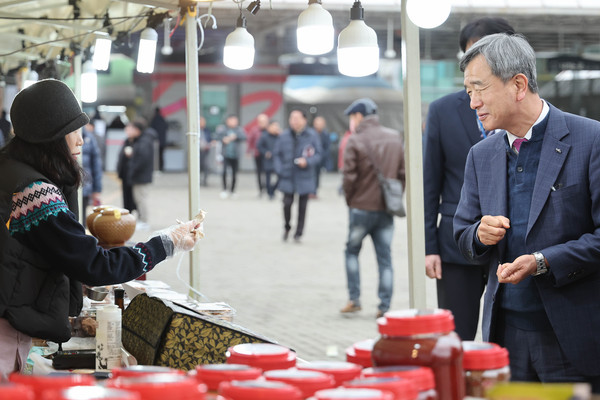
[100,168,439,362]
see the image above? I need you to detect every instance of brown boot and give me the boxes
[340,301,361,313]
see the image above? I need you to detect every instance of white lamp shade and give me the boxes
[406,0,451,29]
[297,3,334,55]
[81,60,98,103]
[92,37,112,71]
[337,20,379,77]
[223,27,255,70]
[136,27,158,73]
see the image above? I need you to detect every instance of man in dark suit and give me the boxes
[423,17,514,340]
[454,33,600,390]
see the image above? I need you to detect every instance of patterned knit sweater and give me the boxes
[9,180,167,286]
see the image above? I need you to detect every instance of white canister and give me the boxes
[96,304,122,370]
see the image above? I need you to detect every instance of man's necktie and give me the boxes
[513,138,528,153]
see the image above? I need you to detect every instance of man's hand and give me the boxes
[497,254,537,284]
[478,215,510,245]
[294,157,307,168]
[425,254,442,279]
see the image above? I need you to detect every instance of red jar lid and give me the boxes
[218,379,303,400]
[345,339,374,368]
[112,366,185,378]
[462,341,509,371]
[227,344,296,371]
[297,361,362,386]
[45,386,140,400]
[361,366,435,392]
[194,364,263,391]
[377,309,455,336]
[343,377,418,400]
[264,368,335,398]
[9,373,95,398]
[106,374,206,400]
[312,388,394,400]
[0,383,34,400]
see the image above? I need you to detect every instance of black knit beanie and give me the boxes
[10,79,90,144]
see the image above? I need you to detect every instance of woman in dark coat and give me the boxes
[0,79,203,377]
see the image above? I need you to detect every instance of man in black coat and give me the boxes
[423,17,514,340]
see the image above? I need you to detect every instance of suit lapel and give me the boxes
[456,91,482,147]
[528,106,570,235]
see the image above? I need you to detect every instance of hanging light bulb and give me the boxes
[406,0,451,29]
[136,27,158,73]
[92,37,112,71]
[337,1,379,77]
[223,15,255,70]
[297,0,334,55]
[81,60,98,103]
[161,17,173,56]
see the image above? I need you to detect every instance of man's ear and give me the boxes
[514,73,529,101]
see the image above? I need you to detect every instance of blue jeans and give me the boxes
[344,208,394,312]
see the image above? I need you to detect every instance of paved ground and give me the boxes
[100,168,439,362]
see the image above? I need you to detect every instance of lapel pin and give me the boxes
[555,148,562,153]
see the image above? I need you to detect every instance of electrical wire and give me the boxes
[0,12,147,59]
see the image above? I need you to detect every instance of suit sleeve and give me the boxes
[453,147,492,264]
[423,102,444,255]
[541,132,600,287]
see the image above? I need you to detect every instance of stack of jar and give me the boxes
[345,309,511,400]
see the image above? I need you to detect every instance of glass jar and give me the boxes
[296,361,362,387]
[9,373,95,399]
[226,343,296,371]
[111,366,184,379]
[0,383,34,400]
[343,377,418,400]
[264,368,335,398]
[371,309,464,400]
[218,379,303,400]
[45,386,139,400]
[361,366,437,400]
[462,341,510,397]
[310,388,394,400]
[345,339,375,368]
[194,363,262,392]
[106,373,206,400]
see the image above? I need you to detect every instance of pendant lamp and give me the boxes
[223,15,255,70]
[297,0,334,55]
[337,1,379,77]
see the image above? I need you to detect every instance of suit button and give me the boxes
[468,250,473,258]
[568,272,575,279]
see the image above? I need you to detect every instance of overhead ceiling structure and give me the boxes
[0,0,600,78]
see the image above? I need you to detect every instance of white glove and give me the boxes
[157,211,205,256]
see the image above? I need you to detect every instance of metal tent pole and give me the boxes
[183,5,202,298]
[401,0,426,309]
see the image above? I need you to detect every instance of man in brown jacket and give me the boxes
[341,98,405,318]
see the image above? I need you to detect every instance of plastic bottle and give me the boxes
[96,304,122,371]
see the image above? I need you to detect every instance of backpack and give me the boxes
[0,159,71,342]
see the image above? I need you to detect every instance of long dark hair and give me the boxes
[0,135,83,188]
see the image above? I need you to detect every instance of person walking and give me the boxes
[423,17,515,340]
[215,115,246,199]
[340,98,405,318]
[246,113,269,197]
[454,33,600,391]
[273,109,322,242]
[258,120,281,200]
[0,79,203,377]
[200,116,214,187]
[150,107,168,172]
[117,118,156,229]
[312,115,331,198]
[81,119,103,226]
